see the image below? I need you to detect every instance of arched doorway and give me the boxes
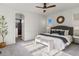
[15,13,24,42]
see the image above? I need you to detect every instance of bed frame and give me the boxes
[35,25,74,52]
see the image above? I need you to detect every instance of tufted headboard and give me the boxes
[50,25,73,36]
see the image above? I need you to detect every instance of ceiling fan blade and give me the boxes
[36,6,43,8]
[46,5,56,8]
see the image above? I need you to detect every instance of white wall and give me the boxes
[24,13,46,41]
[47,7,79,27]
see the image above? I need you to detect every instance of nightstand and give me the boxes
[73,26,79,44]
[73,36,79,44]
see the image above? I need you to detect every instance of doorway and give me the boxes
[15,13,24,42]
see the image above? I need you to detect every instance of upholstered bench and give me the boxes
[35,38,54,52]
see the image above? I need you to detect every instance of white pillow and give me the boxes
[56,29,62,31]
[51,29,56,31]
[51,29,62,31]
[64,30,69,36]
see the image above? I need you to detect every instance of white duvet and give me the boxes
[35,33,72,50]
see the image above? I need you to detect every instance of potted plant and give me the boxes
[0,16,8,48]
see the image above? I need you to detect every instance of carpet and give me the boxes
[22,41,71,56]
[0,40,71,56]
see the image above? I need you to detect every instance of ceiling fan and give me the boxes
[36,3,56,13]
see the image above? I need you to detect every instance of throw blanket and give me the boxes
[40,33,68,44]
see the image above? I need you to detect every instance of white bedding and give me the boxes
[35,33,72,50]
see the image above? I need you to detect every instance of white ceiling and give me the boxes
[0,3,79,15]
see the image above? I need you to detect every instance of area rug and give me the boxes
[20,41,71,56]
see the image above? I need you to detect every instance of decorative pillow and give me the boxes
[59,31,65,35]
[52,31,60,34]
[64,30,69,36]
[58,30,69,36]
[50,29,63,35]
[50,29,69,36]
[52,29,62,31]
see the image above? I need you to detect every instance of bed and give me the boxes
[35,25,73,51]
